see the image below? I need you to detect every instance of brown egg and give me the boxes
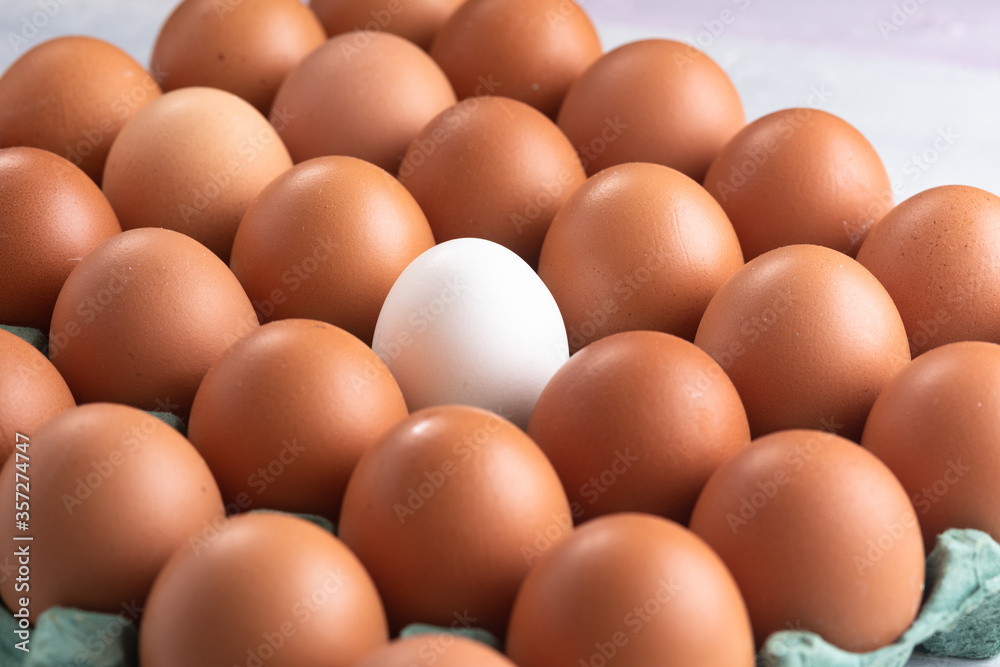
[140,512,388,667]
[230,156,435,343]
[0,147,121,330]
[558,39,745,181]
[507,513,755,667]
[399,96,585,266]
[694,244,910,441]
[538,162,743,352]
[856,185,1000,356]
[339,405,572,635]
[0,36,162,184]
[429,0,601,119]
[689,430,925,652]
[0,403,224,622]
[272,31,456,172]
[188,319,409,521]
[310,0,464,50]
[48,228,259,417]
[102,87,292,262]
[703,108,892,260]
[0,328,75,463]
[528,331,749,525]
[862,341,1000,551]
[352,634,517,667]
[152,0,326,114]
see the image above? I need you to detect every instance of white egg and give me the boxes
[372,238,569,428]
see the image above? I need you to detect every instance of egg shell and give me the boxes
[272,31,456,172]
[861,341,1000,551]
[152,0,327,114]
[0,36,162,184]
[689,429,925,652]
[230,155,435,344]
[48,228,259,417]
[188,319,409,521]
[372,238,569,428]
[506,513,755,667]
[140,512,388,667]
[557,39,745,180]
[351,634,517,667]
[399,96,586,266]
[102,87,293,262]
[338,405,573,635]
[538,162,744,353]
[703,108,892,260]
[856,185,1000,356]
[0,328,75,463]
[0,147,121,330]
[310,0,464,50]
[0,403,224,622]
[528,331,750,524]
[694,244,910,441]
[429,0,601,118]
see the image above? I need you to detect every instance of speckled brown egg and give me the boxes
[399,96,585,266]
[0,36,162,184]
[558,39,745,181]
[703,108,892,260]
[862,341,1000,552]
[0,403,224,622]
[528,331,749,525]
[694,244,910,441]
[507,513,755,667]
[352,634,517,667]
[188,319,409,521]
[0,328,75,463]
[338,405,572,635]
[856,185,1000,356]
[151,0,326,114]
[140,512,388,667]
[230,156,435,343]
[102,87,292,262]
[311,0,464,50]
[537,162,743,352]
[0,147,121,330]
[48,228,259,417]
[429,0,601,119]
[271,31,456,172]
[690,430,925,652]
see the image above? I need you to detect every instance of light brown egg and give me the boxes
[690,430,925,652]
[399,96,585,266]
[338,405,572,635]
[140,512,388,667]
[703,108,892,260]
[271,31,456,172]
[694,244,910,441]
[856,185,1000,356]
[230,156,435,343]
[102,87,292,262]
[862,341,1000,551]
[0,328,75,463]
[188,319,409,521]
[48,228,259,417]
[311,0,464,50]
[0,36,162,184]
[537,162,743,352]
[429,0,601,119]
[507,513,755,667]
[0,403,224,622]
[558,39,745,181]
[0,147,121,330]
[528,331,749,525]
[152,0,326,114]
[351,634,517,667]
